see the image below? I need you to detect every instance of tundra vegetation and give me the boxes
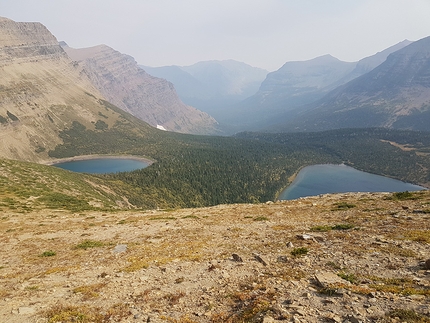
[1,190,429,322]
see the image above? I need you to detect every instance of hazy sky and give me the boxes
[1,0,430,71]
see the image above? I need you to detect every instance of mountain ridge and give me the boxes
[276,36,430,132]
[0,17,125,162]
[63,43,219,135]
[222,40,413,133]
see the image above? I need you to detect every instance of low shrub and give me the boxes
[74,240,104,250]
[40,250,56,257]
[291,247,309,257]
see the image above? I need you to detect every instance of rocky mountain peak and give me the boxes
[63,44,219,135]
[0,18,133,162]
[0,17,65,66]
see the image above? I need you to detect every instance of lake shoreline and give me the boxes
[42,154,155,166]
[275,165,306,201]
[278,164,426,201]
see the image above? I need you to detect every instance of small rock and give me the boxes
[286,241,294,248]
[253,253,268,266]
[296,234,313,240]
[375,236,388,243]
[277,255,288,263]
[18,307,35,315]
[295,309,306,316]
[315,272,349,288]
[232,253,243,262]
[326,313,342,323]
[263,316,276,323]
[112,244,127,254]
[424,259,430,270]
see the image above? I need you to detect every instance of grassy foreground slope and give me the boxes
[0,158,146,212]
[1,190,429,322]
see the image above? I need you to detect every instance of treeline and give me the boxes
[108,140,335,208]
[236,128,430,186]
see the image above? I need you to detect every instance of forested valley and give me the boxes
[58,124,430,209]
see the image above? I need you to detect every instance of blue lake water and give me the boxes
[53,158,150,174]
[279,164,425,200]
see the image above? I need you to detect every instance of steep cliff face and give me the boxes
[0,17,64,64]
[0,17,150,162]
[63,44,219,135]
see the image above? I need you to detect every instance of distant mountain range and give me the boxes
[141,60,268,125]
[220,40,413,132]
[2,14,430,155]
[272,37,430,132]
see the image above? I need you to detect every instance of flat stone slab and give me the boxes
[314,271,349,288]
[112,244,127,254]
[18,307,35,315]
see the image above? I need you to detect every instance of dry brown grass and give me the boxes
[2,190,430,322]
[121,238,208,272]
[368,276,430,296]
[73,282,106,300]
[44,303,131,323]
[403,230,430,243]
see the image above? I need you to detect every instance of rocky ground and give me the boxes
[1,191,429,323]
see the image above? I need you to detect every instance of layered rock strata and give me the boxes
[63,44,219,135]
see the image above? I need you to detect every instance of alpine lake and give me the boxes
[279,164,426,200]
[52,157,150,174]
